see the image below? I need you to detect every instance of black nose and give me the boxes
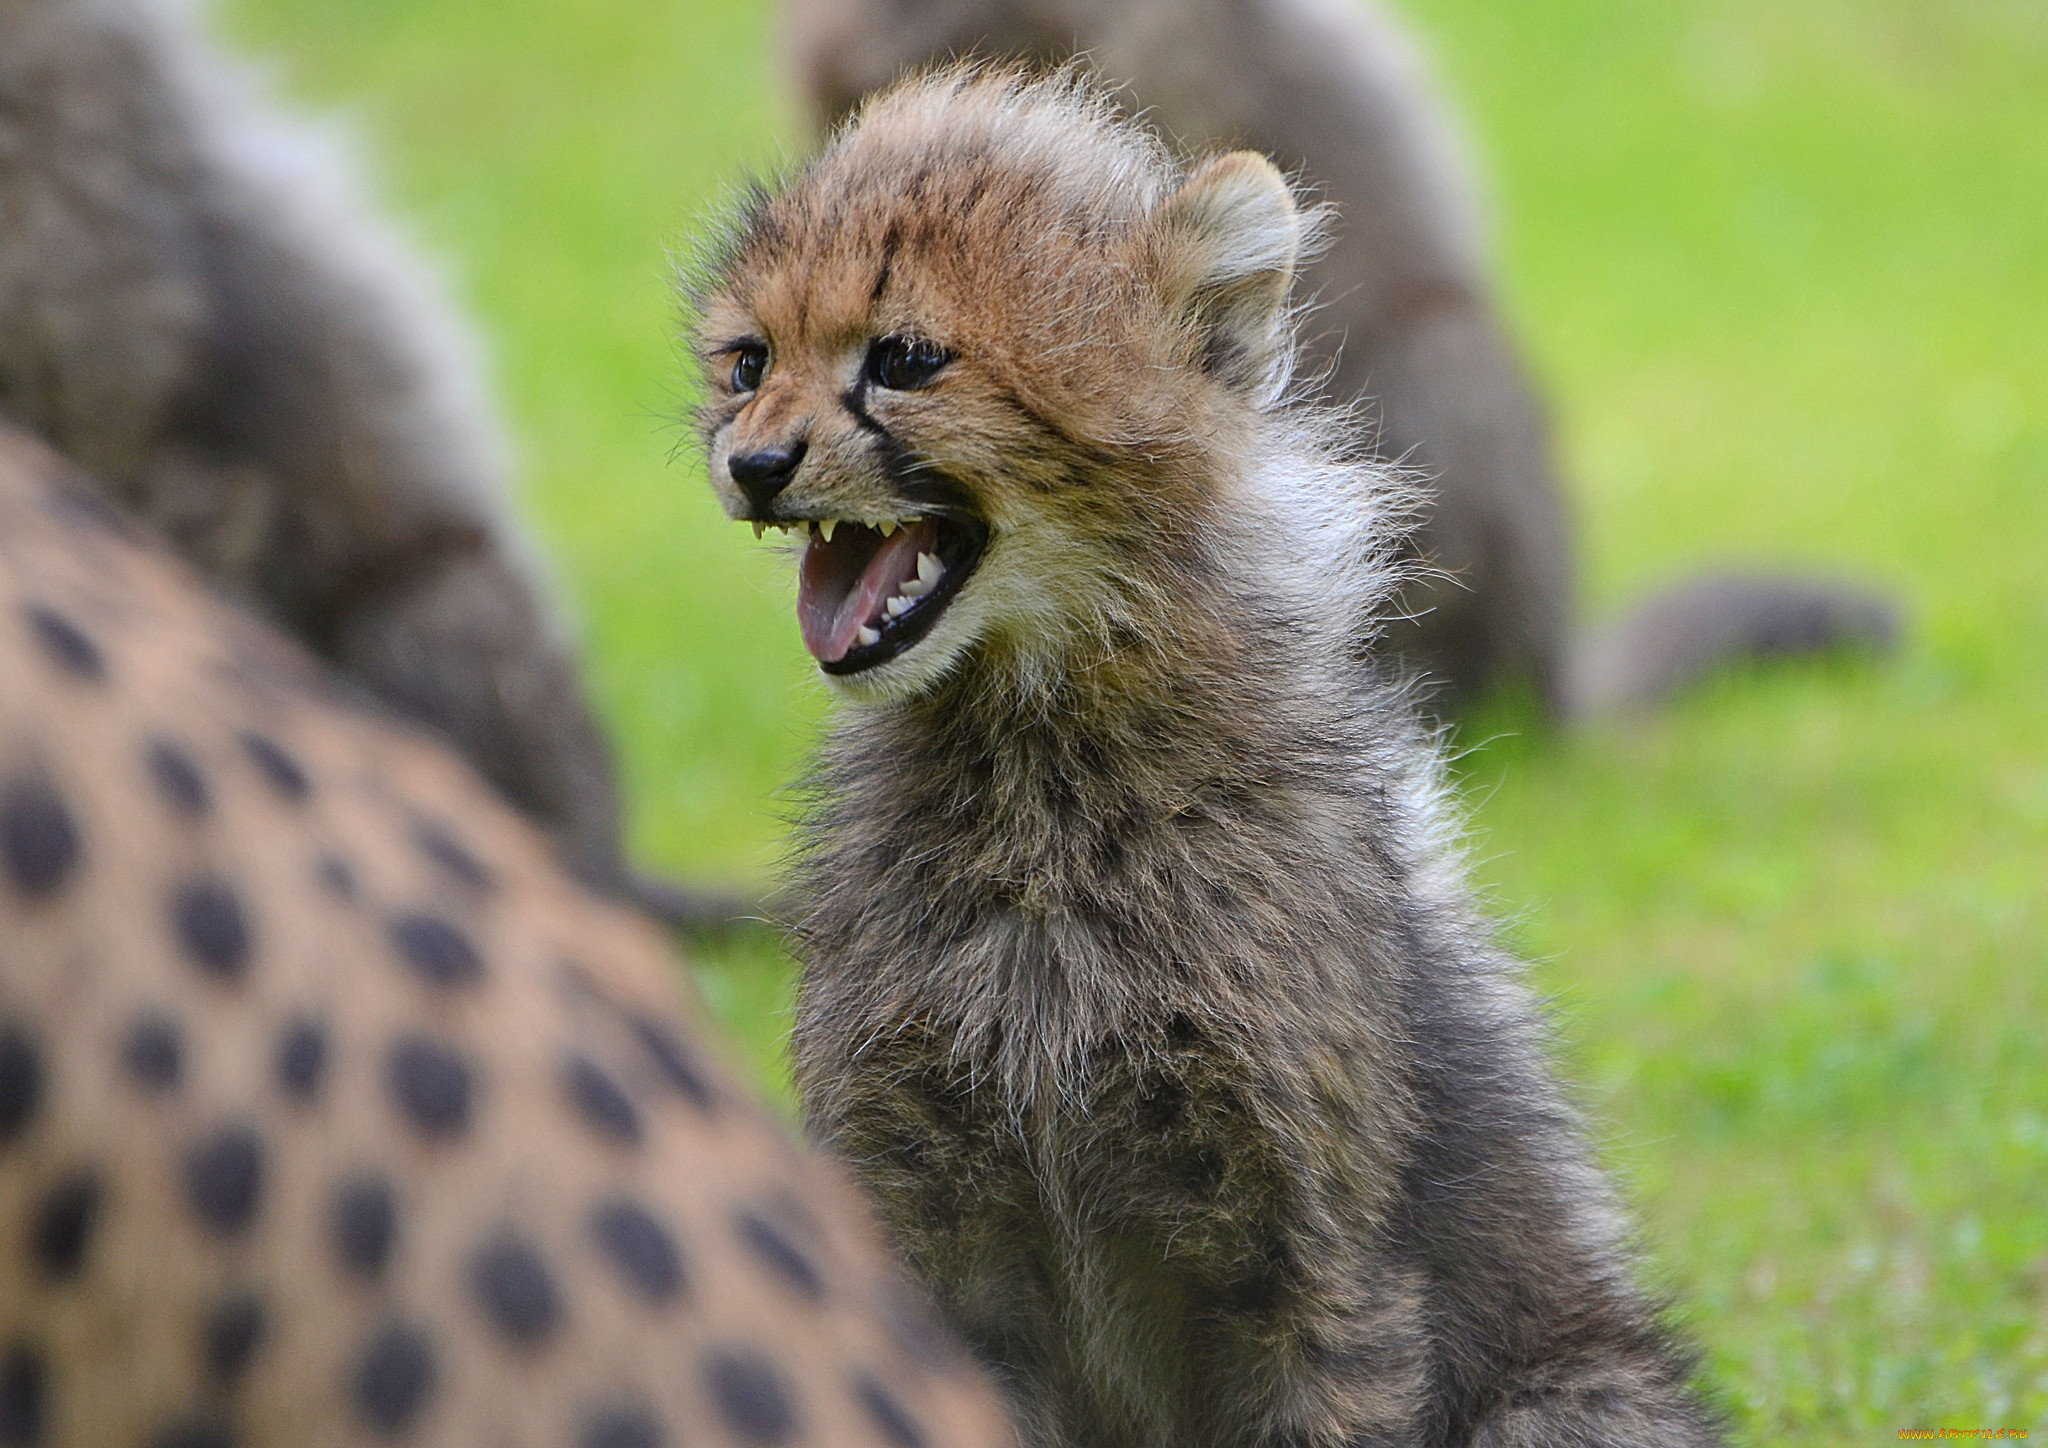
[728,442,807,513]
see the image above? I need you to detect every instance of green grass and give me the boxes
[217,0,2047,1439]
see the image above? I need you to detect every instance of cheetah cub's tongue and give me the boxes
[798,519,941,662]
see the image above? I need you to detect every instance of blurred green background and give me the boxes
[217,0,2046,1439]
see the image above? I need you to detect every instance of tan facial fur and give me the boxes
[693,69,1325,703]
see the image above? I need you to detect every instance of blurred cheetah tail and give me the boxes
[1559,570,1903,720]
[618,870,772,939]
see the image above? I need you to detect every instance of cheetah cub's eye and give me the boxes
[730,343,768,393]
[866,335,950,391]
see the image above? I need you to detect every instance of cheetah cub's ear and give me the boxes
[1149,151,1305,398]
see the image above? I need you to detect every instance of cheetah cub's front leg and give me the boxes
[689,66,1722,1448]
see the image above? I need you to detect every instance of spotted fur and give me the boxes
[0,423,1014,1447]
[0,0,742,927]
[691,69,1722,1446]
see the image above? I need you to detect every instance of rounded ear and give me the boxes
[1149,151,1303,395]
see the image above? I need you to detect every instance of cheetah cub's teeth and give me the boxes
[897,552,944,600]
[885,595,912,619]
[804,517,920,545]
[856,625,882,646]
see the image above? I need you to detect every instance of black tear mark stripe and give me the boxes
[840,387,894,442]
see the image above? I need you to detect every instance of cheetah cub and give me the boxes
[692,69,1721,1448]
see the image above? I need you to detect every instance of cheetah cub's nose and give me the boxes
[728,442,807,513]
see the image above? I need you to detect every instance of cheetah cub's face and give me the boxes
[692,69,1307,700]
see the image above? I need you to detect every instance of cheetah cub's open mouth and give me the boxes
[794,513,987,675]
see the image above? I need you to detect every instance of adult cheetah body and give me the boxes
[0,424,1013,1448]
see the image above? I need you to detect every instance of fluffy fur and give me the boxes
[777,0,1898,716]
[0,0,740,925]
[691,68,1722,1446]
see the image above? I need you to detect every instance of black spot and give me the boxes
[561,1054,641,1148]
[854,1374,927,1448]
[467,1234,561,1349]
[0,1343,44,1446]
[331,1175,398,1281]
[238,731,308,801]
[411,821,492,893]
[145,738,210,818]
[386,1036,473,1139]
[122,1012,183,1093]
[583,1406,664,1448]
[314,852,357,902]
[0,777,79,899]
[351,1322,435,1436]
[32,1171,101,1281]
[148,1419,233,1448]
[0,1024,43,1150]
[628,1014,715,1110]
[204,1294,265,1385]
[386,914,482,990]
[183,1126,263,1237]
[1165,1013,1202,1049]
[274,1018,327,1103]
[22,603,103,680]
[703,1348,798,1445]
[171,878,251,982]
[588,1198,684,1305]
[734,1209,822,1301]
